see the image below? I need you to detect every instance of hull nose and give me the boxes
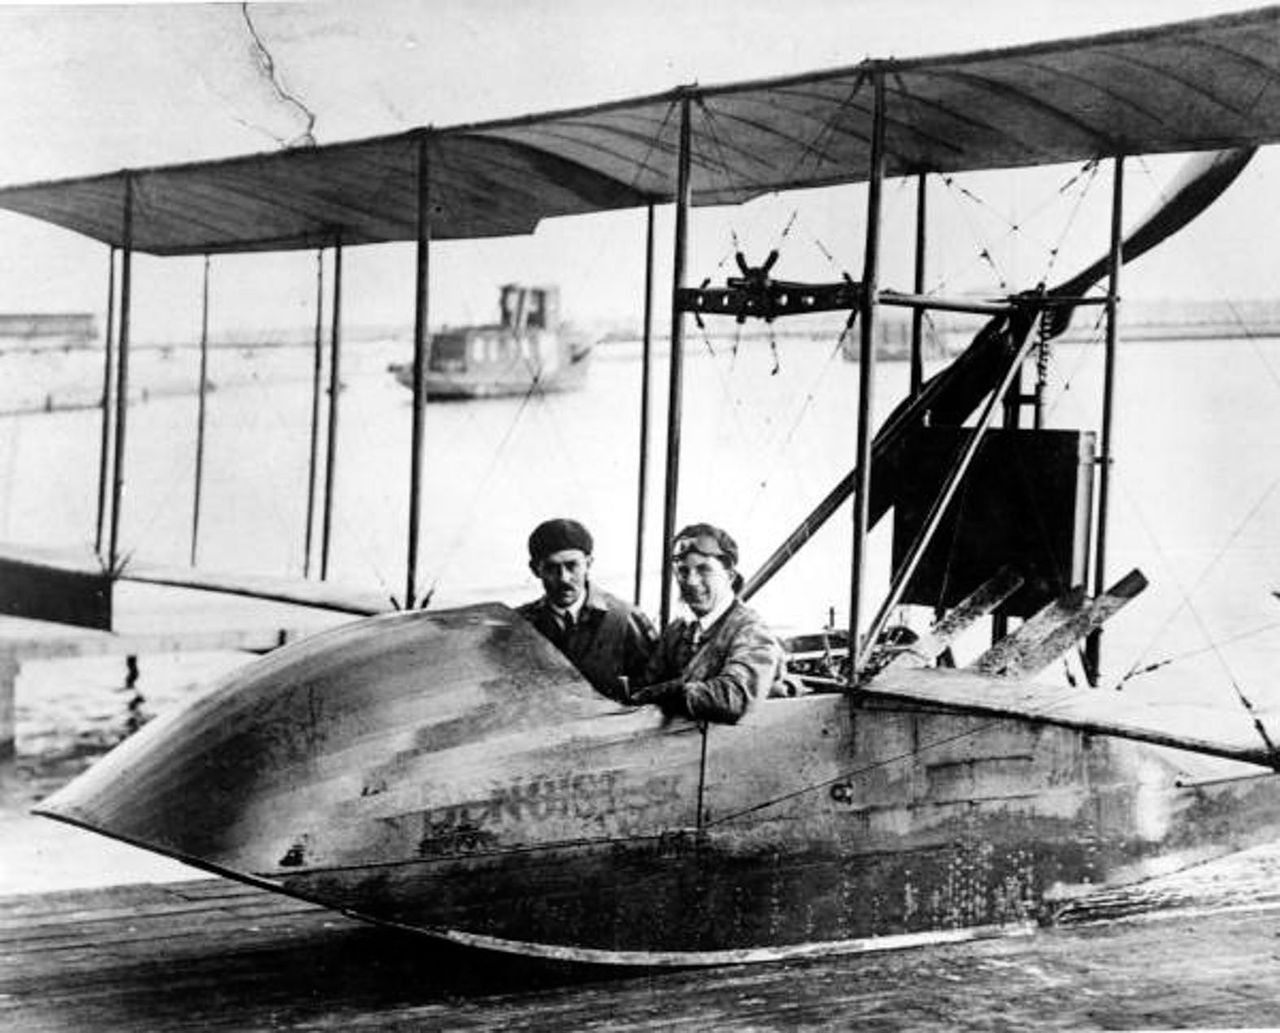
[34,604,620,878]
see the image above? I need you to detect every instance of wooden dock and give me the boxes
[5,866,1280,1031]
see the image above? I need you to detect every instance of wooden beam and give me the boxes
[303,250,325,578]
[659,94,693,627]
[107,177,134,576]
[635,204,656,607]
[973,569,1146,678]
[910,173,927,395]
[849,71,886,672]
[874,567,1024,672]
[973,588,1086,676]
[1085,156,1126,678]
[320,240,343,581]
[406,132,431,609]
[190,254,211,567]
[94,247,116,556]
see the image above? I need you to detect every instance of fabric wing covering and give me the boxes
[3,6,1280,255]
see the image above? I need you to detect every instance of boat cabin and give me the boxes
[428,284,567,382]
[499,284,559,333]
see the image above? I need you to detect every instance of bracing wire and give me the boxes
[1112,472,1280,688]
[237,336,396,592]
[626,98,679,195]
[781,73,867,188]
[934,160,1102,298]
[1123,618,1280,680]
[420,375,548,605]
[696,95,766,201]
[1066,154,1280,691]
[742,324,854,523]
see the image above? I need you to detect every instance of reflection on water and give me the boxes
[11,652,255,808]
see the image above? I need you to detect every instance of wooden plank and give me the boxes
[0,893,316,942]
[876,567,1024,671]
[1012,568,1148,675]
[971,570,1146,677]
[970,586,1086,675]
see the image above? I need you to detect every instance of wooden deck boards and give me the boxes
[5,864,1280,1031]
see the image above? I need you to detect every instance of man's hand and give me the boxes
[626,678,686,709]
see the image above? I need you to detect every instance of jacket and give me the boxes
[640,598,784,723]
[517,583,657,701]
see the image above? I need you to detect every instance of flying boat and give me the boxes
[3,7,1280,965]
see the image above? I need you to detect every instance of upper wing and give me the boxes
[0,9,1279,252]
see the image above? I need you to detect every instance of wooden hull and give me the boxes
[419,366,586,400]
[390,330,590,401]
[36,604,1280,965]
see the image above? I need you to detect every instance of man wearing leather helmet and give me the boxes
[629,522,785,723]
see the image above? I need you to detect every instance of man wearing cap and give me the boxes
[630,522,786,724]
[517,518,657,702]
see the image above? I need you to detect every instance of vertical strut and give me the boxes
[108,177,134,575]
[94,247,116,556]
[849,72,886,675]
[190,255,211,567]
[304,249,324,578]
[635,204,657,607]
[659,93,693,627]
[991,353,1025,644]
[910,173,927,397]
[320,239,343,581]
[406,131,432,609]
[1086,156,1125,678]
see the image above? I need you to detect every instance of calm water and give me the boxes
[4,330,1280,767]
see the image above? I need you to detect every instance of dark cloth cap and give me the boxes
[672,522,738,568]
[528,518,594,562]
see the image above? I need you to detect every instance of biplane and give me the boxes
[4,7,1280,965]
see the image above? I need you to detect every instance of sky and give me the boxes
[0,0,1274,342]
